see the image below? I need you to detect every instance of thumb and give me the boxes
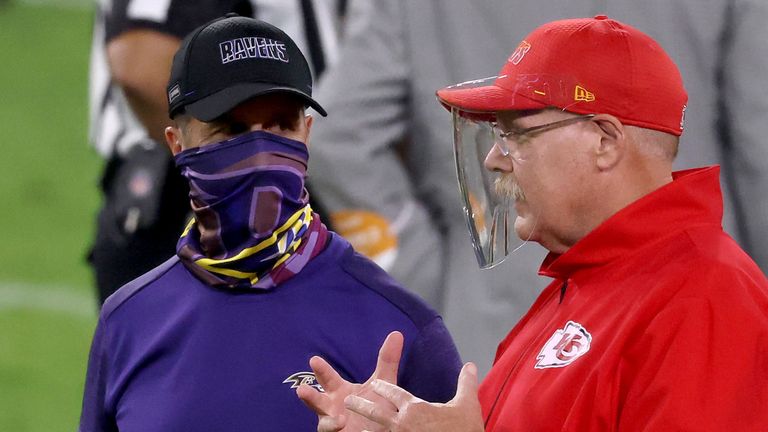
[453,362,480,404]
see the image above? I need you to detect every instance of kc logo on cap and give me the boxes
[508,40,531,65]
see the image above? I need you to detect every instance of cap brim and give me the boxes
[436,84,546,115]
[185,82,328,121]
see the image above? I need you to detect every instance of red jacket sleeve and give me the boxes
[617,266,768,431]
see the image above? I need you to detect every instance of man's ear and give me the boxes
[164,125,183,155]
[302,114,314,148]
[591,114,625,171]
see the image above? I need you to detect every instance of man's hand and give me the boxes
[344,362,485,432]
[297,331,404,431]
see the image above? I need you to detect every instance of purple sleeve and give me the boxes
[79,317,117,432]
[398,317,462,403]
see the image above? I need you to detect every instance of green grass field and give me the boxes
[0,1,101,430]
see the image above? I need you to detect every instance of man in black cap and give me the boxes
[79,15,461,432]
[87,0,348,305]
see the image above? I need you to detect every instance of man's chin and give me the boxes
[513,215,536,243]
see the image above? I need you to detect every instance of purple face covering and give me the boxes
[174,130,328,290]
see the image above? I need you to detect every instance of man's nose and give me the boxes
[484,143,514,173]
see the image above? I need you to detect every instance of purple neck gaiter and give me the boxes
[174,130,328,290]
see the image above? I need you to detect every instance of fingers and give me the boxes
[310,355,347,393]
[317,414,347,432]
[453,362,479,404]
[298,384,349,432]
[370,379,418,409]
[297,384,332,416]
[372,331,404,384]
[345,394,396,426]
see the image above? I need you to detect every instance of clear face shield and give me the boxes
[444,74,590,268]
[451,107,534,269]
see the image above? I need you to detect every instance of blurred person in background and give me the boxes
[308,0,768,377]
[79,15,461,431]
[88,0,358,304]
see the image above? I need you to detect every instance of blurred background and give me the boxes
[1,0,766,430]
[0,0,99,430]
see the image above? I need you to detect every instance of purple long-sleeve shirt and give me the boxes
[79,233,462,431]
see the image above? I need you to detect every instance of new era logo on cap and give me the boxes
[168,84,181,104]
[574,85,595,102]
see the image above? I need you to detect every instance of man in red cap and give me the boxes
[298,16,768,431]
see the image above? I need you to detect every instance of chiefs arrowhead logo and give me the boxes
[283,371,325,392]
[535,321,592,369]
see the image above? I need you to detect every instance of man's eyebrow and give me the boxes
[507,121,526,131]
[496,118,525,133]
[500,109,548,131]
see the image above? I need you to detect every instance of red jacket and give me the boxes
[479,166,768,431]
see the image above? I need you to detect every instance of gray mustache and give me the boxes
[494,175,526,202]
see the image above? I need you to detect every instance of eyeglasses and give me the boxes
[491,114,595,157]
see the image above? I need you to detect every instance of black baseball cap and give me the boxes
[167,14,327,121]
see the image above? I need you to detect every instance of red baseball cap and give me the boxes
[436,15,688,136]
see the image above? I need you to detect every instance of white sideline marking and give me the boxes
[17,0,93,10]
[0,282,97,320]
